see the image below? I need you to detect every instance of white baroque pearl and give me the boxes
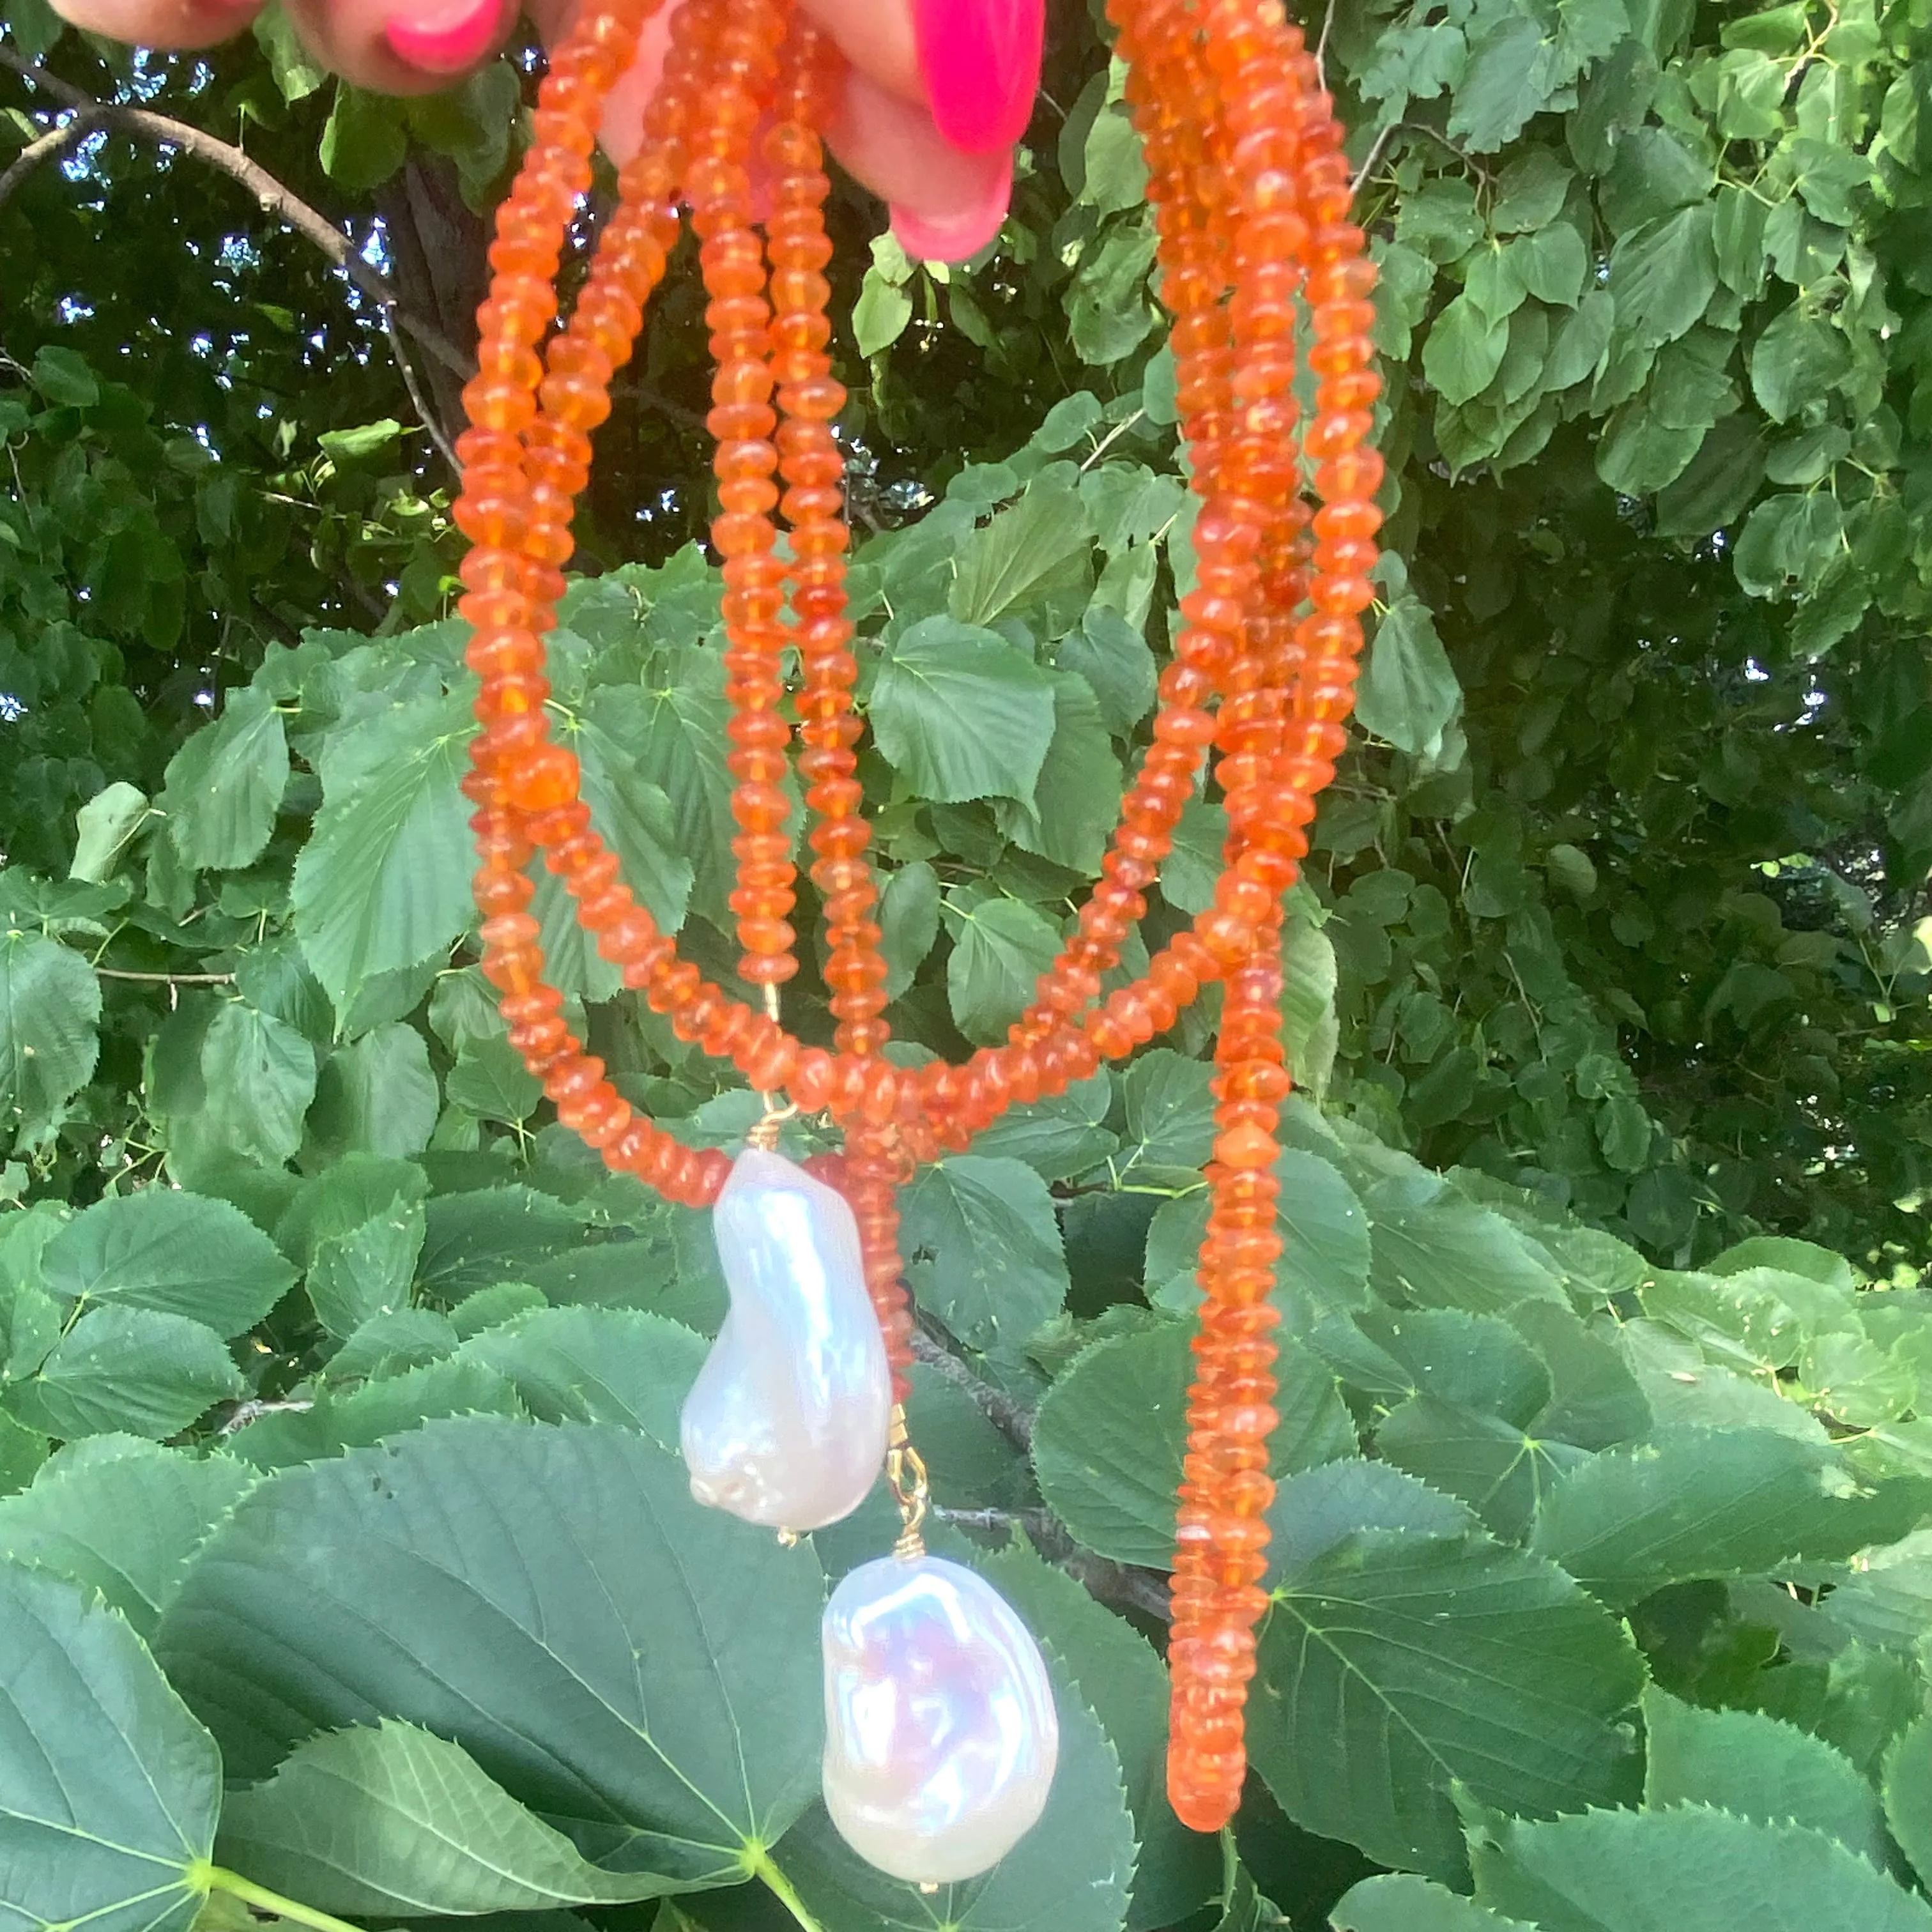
[680,1147,891,1530]
[822,1553,1059,1885]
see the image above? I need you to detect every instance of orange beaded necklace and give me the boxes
[452,0,1379,1839]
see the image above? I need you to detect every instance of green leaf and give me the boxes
[1358,595,1461,756]
[1883,1712,1932,1891]
[993,673,1123,875]
[1332,1875,1537,1932]
[632,648,742,930]
[1368,1192,1567,1315]
[445,1033,542,1124]
[0,1438,256,1636]
[944,894,1061,1043]
[70,781,152,884]
[852,269,913,357]
[0,1561,220,1932]
[870,618,1057,805]
[1033,1318,1353,1566]
[217,1720,683,1910]
[949,484,1094,632]
[1423,295,1511,406]
[42,1188,297,1338]
[5,1305,243,1439]
[307,1199,425,1340]
[1751,303,1853,424]
[1251,1459,1644,1879]
[309,1023,440,1159]
[1377,1394,1588,1540]
[0,928,100,1139]
[291,691,475,1015]
[1529,1427,1890,1606]
[1052,606,1158,739]
[198,1002,316,1167]
[1609,206,1719,349]
[967,1073,1118,1183]
[1121,1048,1216,1172]
[160,1420,825,1880]
[879,859,942,999]
[319,83,408,192]
[577,696,696,935]
[900,1154,1069,1351]
[1469,1805,1932,1932]
[1643,1685,1892,1867]
[160,688,289,871]
[459,1307,705,1443]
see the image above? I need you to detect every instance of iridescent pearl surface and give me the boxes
[680,1147,891,1529]
[822,1553,1059,1884]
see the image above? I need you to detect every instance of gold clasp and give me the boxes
[885,1405,929,1560]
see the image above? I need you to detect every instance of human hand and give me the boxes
[42,0,1041,259]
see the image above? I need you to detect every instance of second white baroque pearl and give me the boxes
[680,1147,891,1529]
[822,1554,1059,1885]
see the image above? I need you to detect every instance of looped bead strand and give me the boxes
[453,0,1380,1839]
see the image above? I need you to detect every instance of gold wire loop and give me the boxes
[886,1405,929,1560]
[747,983,795,1152]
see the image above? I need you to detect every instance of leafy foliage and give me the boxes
[6,0,1932,1924]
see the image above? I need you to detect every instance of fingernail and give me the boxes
[890,155,1012,263]
[384,0,505,75]
[913,0,1043,153]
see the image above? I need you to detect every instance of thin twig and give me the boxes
[1351,121,1400,201]
[0,48,471,383]
[94,967,236,984]
[0,102,106,208]
[1314,0,1339,95]
[218,1397,314,1434]
[910,1326,1037,1451]
[936,1504,1173,1622]
[379,301,457,471]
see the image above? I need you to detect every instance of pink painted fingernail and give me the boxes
[890,154,1013,263]
[913,0,1043,153]
[384,0,505,75]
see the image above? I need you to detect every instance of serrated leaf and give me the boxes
[879,860,941,1000]
[1609,206,1719,349]
[1358,595,1460,755]
[1470,1805,1932,1932]
[217,1720,684,1910]
[198,1002,316,1167]
[0,928,100,1139]
[158,1418,825,1878]
[1883,1712,1932,1891]
[870,618,1057,806]
[458,1307,705,1444]
[5,1305,243,1439]
[307,1199,424,1340]
[1643,1685,1890,1867]
[945,894,1061,1043]
[42,1188,296,1338]
[1529,1427,1893,1606]
[1251,1459,1644,1879]
[160,687,289,871]
[291,693,475,1014]
[950,484,1094,632]
[0,1438,256,1636]
[445,1034,542,1124]
[71,781,151,885]
[1332,1874,1537,1931]
[1423,295,1511,406]
[0,1562,220,1932]
[900,1154,1069,1351]
[308,1023,439,1159]
[1033,1319,1353,1566]
[993,673,1122,875]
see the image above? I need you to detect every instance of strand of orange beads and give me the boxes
[450,0,1379,1841]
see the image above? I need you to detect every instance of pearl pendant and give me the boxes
[680,1147,891,1530]
[822,1553,1059,1885]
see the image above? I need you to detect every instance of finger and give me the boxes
[525,0,675,163]
[795,0,919,105]
[828,66,1010,261]
[281,0,518,94]
[45,0,261,51]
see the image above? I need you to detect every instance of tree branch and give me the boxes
[910,1325,1037,1451]
[936,1505,1173,1623]
[0,46,475,433]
